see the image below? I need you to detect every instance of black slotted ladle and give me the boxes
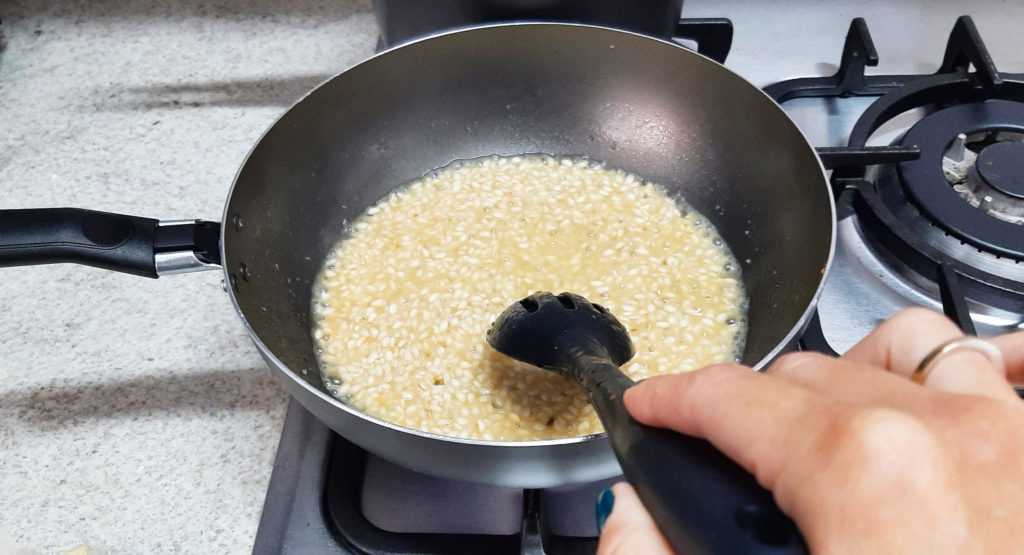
[486,291,806,554]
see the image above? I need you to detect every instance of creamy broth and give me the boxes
[313,155,747,441]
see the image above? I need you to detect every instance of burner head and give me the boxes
[856,99,1024,313]
[898,100,1024,259]
[976,141,1024,200]
[941,129,1024,226]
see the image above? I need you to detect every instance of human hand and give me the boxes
[597,308,1024,554]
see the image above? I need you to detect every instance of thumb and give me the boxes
[597,482,674,555]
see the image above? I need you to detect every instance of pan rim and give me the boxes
[220,21,836,449]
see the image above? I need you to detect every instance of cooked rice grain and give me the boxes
[313,155,746,441]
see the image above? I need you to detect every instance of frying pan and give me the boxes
[0,24,833,489]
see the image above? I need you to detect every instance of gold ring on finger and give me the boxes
[912,337,1005,385]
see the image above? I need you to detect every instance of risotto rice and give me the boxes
[313,155,747,441]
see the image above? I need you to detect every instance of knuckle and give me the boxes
[816,408,940,489]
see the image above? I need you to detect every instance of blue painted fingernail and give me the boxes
[595,487,615,533]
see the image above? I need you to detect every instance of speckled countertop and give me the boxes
[0,1,376,552]
[6,1,1024,553]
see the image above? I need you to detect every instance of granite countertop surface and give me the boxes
[0,1,376,553]
[4,1,1024,553]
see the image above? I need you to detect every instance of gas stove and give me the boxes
[789,17,1024,354]
[253,4,1024,554]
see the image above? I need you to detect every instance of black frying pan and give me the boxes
[0,22,832,551]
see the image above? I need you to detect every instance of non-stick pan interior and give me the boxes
[223,23,833,396]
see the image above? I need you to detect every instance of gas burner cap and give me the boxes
[899,100,1024,259]
[977,141,1024,200]
[941,129,1024,225]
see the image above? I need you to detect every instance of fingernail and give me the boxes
[595,487,615,533]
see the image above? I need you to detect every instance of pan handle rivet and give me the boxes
[239,263,251,281]
[231,213,244,231]
[220,278,228,292]
[229,274,239,291]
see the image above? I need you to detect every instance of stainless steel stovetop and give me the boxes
[254,3,1024,553]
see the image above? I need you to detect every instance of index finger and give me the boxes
[623,364,842,497]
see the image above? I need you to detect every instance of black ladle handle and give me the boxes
[578,357,807,553]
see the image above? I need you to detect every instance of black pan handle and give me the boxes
[0,208,221,278]
[578,357,806,553]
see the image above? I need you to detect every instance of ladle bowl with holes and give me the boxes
[487,291,804,552]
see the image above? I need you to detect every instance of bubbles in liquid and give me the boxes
[311,152,748,440]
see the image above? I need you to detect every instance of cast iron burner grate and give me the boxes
[323,436,598,554]
[766,16,1024,356]
[253,399,605,554]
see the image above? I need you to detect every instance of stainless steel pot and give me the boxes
[0,23,834,487]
